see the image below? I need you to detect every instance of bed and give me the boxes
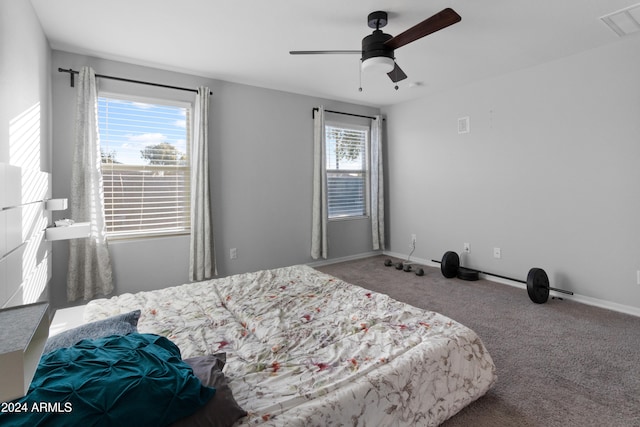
[86,264,496,425]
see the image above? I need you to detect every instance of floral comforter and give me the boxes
[85,265,496,426]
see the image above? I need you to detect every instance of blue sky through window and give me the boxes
[98,96,188,166]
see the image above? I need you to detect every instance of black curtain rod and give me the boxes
[58,68,212,95]
[312,107,381,121]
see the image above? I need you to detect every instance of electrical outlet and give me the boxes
[230,248,237,260]
[637,270,640,285]
[410,234,417,247]
[463,243,470,253]
[493,247,501,259]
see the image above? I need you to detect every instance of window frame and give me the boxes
[324,120,371,221]
[97,91,193,240]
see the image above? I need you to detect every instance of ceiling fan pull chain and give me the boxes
[358,61,363,92]
[394,64,399,90]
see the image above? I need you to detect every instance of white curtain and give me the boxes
[67,66,114,301]
[311,106,328,259]
[370,115,385,250]
[189,87,216,281]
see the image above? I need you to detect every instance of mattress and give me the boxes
[85,264,496,426]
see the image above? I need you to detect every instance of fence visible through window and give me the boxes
[102,163,190,236]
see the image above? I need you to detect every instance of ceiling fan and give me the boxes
[290,8,461,87]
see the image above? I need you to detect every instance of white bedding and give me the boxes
[85,264,496,426]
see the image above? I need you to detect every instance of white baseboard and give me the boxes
[560,293,640,317]
[383,251,640,318]
[307,251,382,268]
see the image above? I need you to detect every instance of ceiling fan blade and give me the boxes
[384,8,461,50]
[289,50,361,55]
[387,62,408,83]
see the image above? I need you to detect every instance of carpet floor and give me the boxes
[316,255,640,427]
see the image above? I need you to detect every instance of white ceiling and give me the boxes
[30,0,639,107]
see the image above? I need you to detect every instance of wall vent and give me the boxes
[600,3,640,37]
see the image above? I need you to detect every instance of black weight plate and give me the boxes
[403,264,412,272]
[384,259,393,267]
[415,268,424,276]
[457,267,479,281]
[527,268,550,304]
[441,251,460,278]
[395,262,404,270]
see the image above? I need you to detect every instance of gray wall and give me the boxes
[382,35,640,312]
[0,0,53,307]
[0,0,51,171]
[50,50,379,308]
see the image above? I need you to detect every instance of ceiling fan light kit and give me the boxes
[290,8,461,89]
[361,56,395,73]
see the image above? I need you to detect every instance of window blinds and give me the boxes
[98,96,191,238]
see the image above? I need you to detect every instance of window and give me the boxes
[325,122,369,219]
[98,94,191,238]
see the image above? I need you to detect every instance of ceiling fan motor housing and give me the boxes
[361,30,394,61]
[367,11,388,29]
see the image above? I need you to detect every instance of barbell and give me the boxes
[435,251,574,304]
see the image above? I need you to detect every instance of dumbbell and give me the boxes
[383,259,424,276]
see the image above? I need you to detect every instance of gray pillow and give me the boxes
[170,353,247,427]
[44,310,141,354]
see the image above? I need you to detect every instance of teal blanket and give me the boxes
[0,333,214,427]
